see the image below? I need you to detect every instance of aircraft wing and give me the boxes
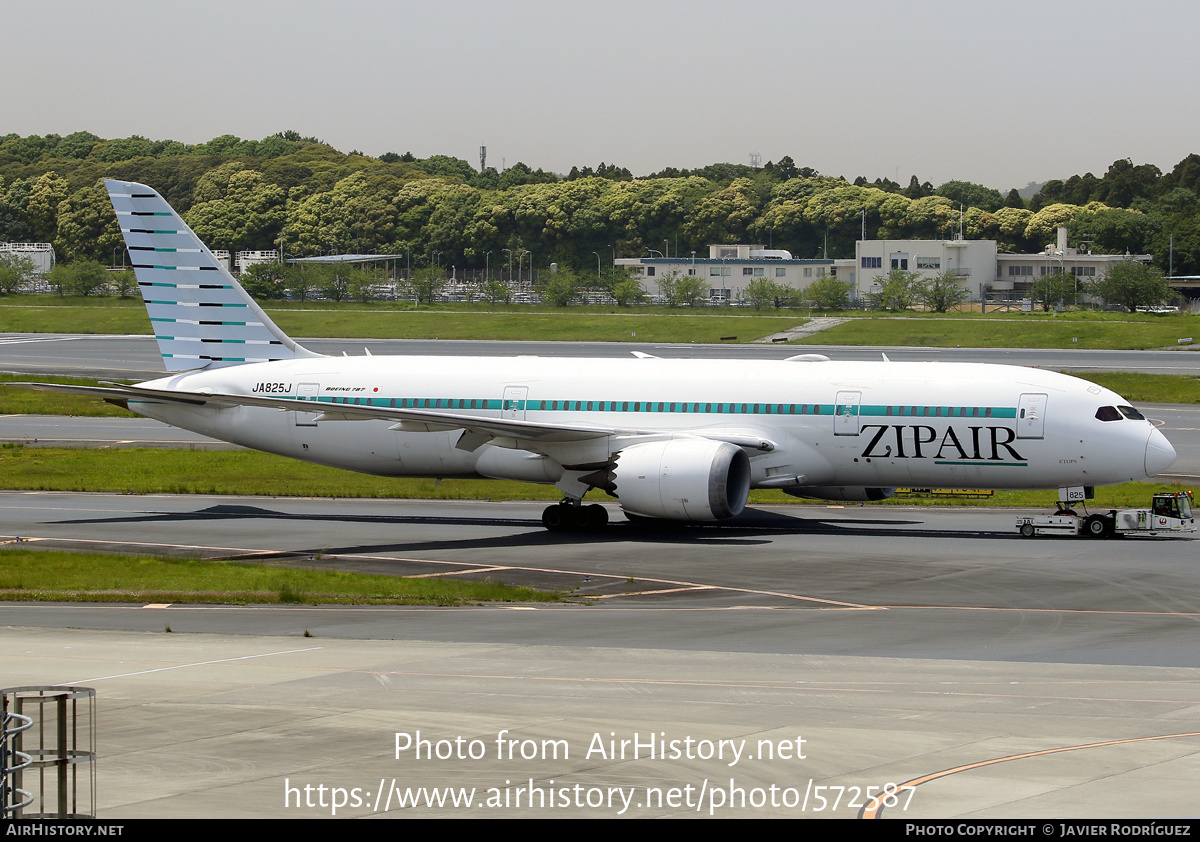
[10,381,777,453]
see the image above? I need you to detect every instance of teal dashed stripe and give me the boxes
[269,394,1020,419]
[862,405,1012,419]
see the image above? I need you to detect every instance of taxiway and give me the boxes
[4,493,1200,818]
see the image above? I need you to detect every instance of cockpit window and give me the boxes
[1095,406,1121,422]
[1118,406,1146,421]
[1153,496,1186,518]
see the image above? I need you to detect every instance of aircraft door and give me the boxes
[834,391,862,436]
[501,386,528,420]
[1016,393,1046,439]
[294,382,320,427]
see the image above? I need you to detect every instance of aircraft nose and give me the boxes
[1145,426,1177,477]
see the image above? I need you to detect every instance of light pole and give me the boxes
[593,252,601,286]
[485,251,492,284]
[1055,250,1068,309]
[519,250,531,290]
[503,248,513,287]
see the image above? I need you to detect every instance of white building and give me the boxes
[0,242,55,275]
[234,250,280,274]
[617,229,1152,305]
[855,227,1150,301]
[855,237,995,301]
[993,227,1150,296]
[615,244,854,303]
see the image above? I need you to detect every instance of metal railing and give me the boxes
[1,704,33,818]
[1,687,96,819]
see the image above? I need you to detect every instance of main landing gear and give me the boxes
[541,501,609,532]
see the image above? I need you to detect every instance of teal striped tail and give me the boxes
[105,179,319,371]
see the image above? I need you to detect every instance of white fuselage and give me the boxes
[129,355,1173,493]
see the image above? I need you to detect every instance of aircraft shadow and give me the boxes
[49,503,1017,555]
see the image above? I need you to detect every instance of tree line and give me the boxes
[2,131,1200,279]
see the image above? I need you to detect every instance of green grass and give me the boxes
[1,297,149,334]
[0,444,1187,509]
[270,309,800,343]
[0,444,566,498]
[0,548,560,605]
[0,296,801,343]
[794,312,1200,350]
[7,293,1200,348]
[1072,372,1200,404]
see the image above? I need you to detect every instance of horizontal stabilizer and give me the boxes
[6,381,207,405]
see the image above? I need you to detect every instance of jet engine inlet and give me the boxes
[611,439,751,521]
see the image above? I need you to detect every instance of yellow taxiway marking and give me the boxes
[860,731,1200,819]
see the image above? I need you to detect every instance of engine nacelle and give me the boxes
[784,486,896,502]
[611,439,751,521]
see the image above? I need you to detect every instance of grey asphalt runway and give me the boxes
[4,493,1200,818]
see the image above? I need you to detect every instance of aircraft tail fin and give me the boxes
[105,179,319,370]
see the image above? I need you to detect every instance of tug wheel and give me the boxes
[1083,514,1110,538]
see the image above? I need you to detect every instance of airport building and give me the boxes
[991,227,1151,296]
[0,242,55,274]
[854,238,995,300]
[617,228,1152,304]
[615,244,852,303]
[235,249,280,273]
